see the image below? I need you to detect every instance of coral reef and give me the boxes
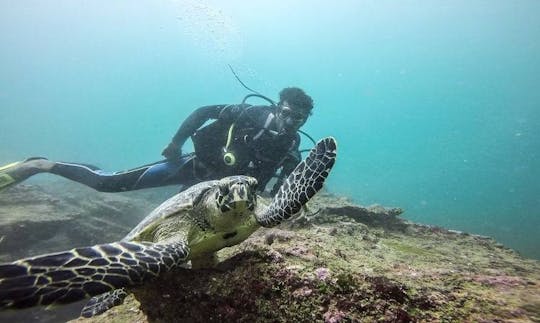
[0,185,538,322]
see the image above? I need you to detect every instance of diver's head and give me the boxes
[276,87,313,133]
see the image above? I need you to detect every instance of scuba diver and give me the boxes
[0,87,314,195]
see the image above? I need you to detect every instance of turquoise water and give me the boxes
[1,1,539,259]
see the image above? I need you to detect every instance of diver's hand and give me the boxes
[162,142,181,160]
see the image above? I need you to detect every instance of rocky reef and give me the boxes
[0,183,538,322]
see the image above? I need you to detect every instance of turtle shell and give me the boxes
[123,180,220,242]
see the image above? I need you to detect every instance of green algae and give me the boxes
[383,240,434,257]
[62,193,540,322]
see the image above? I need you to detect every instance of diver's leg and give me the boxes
[50,157,197,192]
[130,156,202,191]
[1,156,198,192]
[0,158,55,190]
[49,160,170,192]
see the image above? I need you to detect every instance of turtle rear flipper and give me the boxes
[81,288,128,318]
[0,241,189,310]
[257,137,337,227]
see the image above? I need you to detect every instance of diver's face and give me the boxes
[277,101,309,133]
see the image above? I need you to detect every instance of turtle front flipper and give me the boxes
[81,288,128,318]
[0,240,189,310]
[257,137,337,227]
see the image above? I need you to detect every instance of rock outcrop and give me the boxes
[0,185,538,322]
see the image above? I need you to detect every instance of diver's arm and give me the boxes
[171,105,228,147]
[257,168,277,194]
[269,154,301,195]
[282,134,302,177]
[270,138,302,195]
[162,105,228,159]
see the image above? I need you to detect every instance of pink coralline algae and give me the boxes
[473,275,525,288]
[292,287,313,298]
[315,267,332,281]
[323,309,346,323]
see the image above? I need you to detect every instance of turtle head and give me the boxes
[215,176,258,215]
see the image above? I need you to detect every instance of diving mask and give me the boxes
[278,105,308,129]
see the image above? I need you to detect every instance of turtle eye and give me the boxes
[219,185,230,196]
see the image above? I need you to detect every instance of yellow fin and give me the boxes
[0,161,21,189]
[0,173,15,189]
[0,161,21,172]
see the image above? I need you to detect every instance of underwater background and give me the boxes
[0,0,539,261]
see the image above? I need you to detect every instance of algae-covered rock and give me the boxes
[0,185,539,322]
[75,193,539,322]
[0,183,165,261]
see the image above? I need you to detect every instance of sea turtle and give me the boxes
[0,137,337,317]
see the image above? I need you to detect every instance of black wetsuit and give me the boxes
[48,104,301,193]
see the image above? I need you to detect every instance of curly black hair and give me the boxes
[279,87,314,115]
